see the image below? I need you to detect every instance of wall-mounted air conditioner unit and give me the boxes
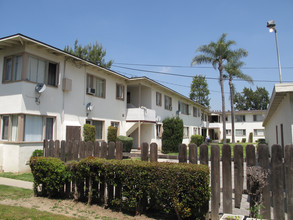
[87,88,96,95]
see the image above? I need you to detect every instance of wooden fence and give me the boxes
[43,140,293,220]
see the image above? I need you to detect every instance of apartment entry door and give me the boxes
[66,126,81,141]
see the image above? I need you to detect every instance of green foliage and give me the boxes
[31,149,43,157]
[30,157,71,198]
[83,124,96,142]
[107,126,117,143]
[241,138,246,143]
[234,87,270,110]
[249,132,253,143]
[64,39,113,68]
[226,138,231,144]
[189,75,210,107]
[190,135,204,146]
[162,117,184,153]
[258,138,267,145]
[117,136,133,152]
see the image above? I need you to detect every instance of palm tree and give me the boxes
[224,51,253,143]
[191,33,237,144]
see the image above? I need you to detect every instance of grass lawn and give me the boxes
[0,185,33,201]
[0,204,77,220]
[0,172,34,182]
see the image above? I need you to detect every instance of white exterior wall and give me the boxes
[264,94,293,148]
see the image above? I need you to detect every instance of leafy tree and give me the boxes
[234,87,270,110]
[162,117,184,153]
[64,39,113,68]
[224,51,252,143]
[190,75,210,107]
[191,33,245,143]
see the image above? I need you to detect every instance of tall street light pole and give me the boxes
[267,20,282,83]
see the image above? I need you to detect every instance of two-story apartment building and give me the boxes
[209,110,266,143]
[0,34,209,172]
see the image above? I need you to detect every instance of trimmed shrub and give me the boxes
[117,136,133,152]
[190,135,204,146]
[31,149,43,157]
[242,138,246,143]
[107,126,117,143]
[249,132,253,143]
[226,138,231,143]
[30,157,71,198]
[83,124,96,142]
[162,117,184,153]
[258,138,267,144]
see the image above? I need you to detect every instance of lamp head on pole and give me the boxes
[267,20,276,32]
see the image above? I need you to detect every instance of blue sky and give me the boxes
[1,0,292,110]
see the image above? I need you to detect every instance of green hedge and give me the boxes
[30,157,210,219]
[107,126,117,143]
[117,136,133,152]
[190,135,204,146]
[83,124,96,142]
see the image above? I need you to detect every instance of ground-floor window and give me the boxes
[254,129,264,137]
[226,129,231,136]
[111,121,120,135]
[183,127,189,138]
[156,124,162,138]
[86,119,104,140]
[236,129,246,136]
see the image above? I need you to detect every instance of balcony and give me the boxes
[126,107,156,122]
[208,122,221,129]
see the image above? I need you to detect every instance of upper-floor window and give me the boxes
[253,114,265,122]
[193,107,198,117]
[178,101,189,115]
[235,115,246,122]
[156,92,162,106]
[86,74,105,98]
[27,55,59,86]
[116,84,124,100]
[3,55,22,82]
[164,95,172,111]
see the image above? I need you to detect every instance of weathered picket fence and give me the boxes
[43,140,293,220]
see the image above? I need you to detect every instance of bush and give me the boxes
[162,117,184,153]
[190,135,204,146]
[258,138,267,145]
[30,157,71,198]
[31,149,43,157]
[107,126,117,143]
[249,132,253,143]
[117,136,133,152]
[226,138,231,143]
[32,157,210,219]
[83,124,96,142]
[242,138,246,143]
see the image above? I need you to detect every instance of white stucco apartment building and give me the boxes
[209,110,266,143]
[263,83,293,150]
[0,34,209,172]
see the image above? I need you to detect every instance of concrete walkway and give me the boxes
[0,177,33,190]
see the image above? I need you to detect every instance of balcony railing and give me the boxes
[126,107,156,122]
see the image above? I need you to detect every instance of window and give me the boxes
[156,92,162,106]
[193,107,198,117]
[235,115,246,122]
[86,74,105,98]
[183,127,189,138]
[236,129,246,136]
[197,108,201,117]
[164,95,172,110]
[116,84,124,100]
[1,116,9,140]
[27,56,59,86]
[3,55,22,82]
[253,114,265,122]
[226,129,231,136]
[178,101,189,115]
[193,127,199,135]
[111,121,120,135]
[86,120,104,140]
[45,118,54,140]
[254,129,264,137]
[156,124,162,138]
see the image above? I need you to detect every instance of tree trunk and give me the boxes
[229,79,235,143]
[219,61,226,144]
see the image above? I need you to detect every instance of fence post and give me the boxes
[115,141,123,160]
[100,141,107,159]
[285,145,293,220]
[49,140,55,157]
[54,140,60,158]
[60,140,66,161]
[234,144,244,208]
[86,141,93,157]
[222,144,232,213]
[66,140,72,162]
[200,144,208,165]
[150,143,158,162]
[189,144,197,164]
[257,144,271,220]
[179,144,187,163]
[272,144,285,220]
[246,144,256,216]
[108,142,115,159]
[79,141,85,160]
[211,145,220,220]
[94,141,100,157]
[72,140,79,160]
[44,139,49,157]
[141,142,149,162]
